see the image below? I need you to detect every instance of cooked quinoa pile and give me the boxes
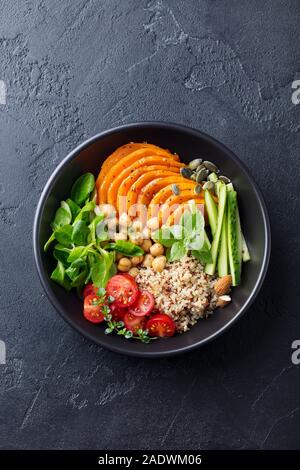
[136,255,218,332]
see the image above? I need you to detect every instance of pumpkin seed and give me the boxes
[203,181,215,192]
[191,173,197,181]
[196,163,206,172]
[188,158,203,170]
[203,160,218,173]
[196,168,209,183]
[171,183,180,195]
[219,175,231,184]
[194,184,202,195]
[180,167,193,179]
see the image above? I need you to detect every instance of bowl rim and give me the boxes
[33,121,271,357]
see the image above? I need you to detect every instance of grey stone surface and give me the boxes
[0,0,299,450]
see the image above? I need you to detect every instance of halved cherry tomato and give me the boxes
[83,283,98,298]
[129,290,154,317]
[110,303,127,321]
[83,294,105,323]
[146,313,176,337]
[124,312,146,334]
[106,274,138,308]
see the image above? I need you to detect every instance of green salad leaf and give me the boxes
[71,173,95,206]
[108,240,144,257]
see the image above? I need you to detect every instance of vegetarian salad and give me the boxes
[44,143,250,343]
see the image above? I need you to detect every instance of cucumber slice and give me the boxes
[218,211,228,276]
[205,183,227,275]
[204,231,211,250]
[204,190,218,236]
[226,182,250,262]
[242,233,251,262]
[227,191,242,286]
[208,172,218,183]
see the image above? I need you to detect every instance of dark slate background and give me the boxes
[0,0,299,450]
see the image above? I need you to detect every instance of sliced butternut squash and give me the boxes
[166,201,205,226]
[105,158,183,207]
[148,182,200,219]
[158,191,205,225]
[137,176,185,207]
[120,167,181,212]
[99,148,179,204]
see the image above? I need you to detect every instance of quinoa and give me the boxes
[135,255,218,332]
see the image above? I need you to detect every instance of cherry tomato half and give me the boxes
[83,294,105,323]
[146,314,176,337]
[83,283,98,298]
[124,312,146,334]
[106,274,138,308]
[129,290,154,317]
[110,303,127,321]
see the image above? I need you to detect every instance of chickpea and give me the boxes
[142,227,151,239]
[152,255,167,273]
[119,213,132,228]
[96,204,115,219]
[107,217,118,231]
[142,254,154,268]
[132,220,143,232]
[114,232,127,241]
[117,257,132,272]
[147,217,159,231]
[129,232,144,246]
[131,255,143,266]
[150,242,164,257]
[128,267,139,277]
[141,239,152,252]
[116,252,123,261]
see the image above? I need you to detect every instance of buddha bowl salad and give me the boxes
[44,142,250,343]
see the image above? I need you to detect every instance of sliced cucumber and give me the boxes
[204,230,211,249]
[204,190,218,236]
[208,172,218,183]
[227,190,242,286]
[205,183,227,275]
[242,233,251,262]
[218,211,228,276]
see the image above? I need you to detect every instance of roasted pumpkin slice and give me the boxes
[166,201,205,226]
[119,167,181,212]
[96,142,177,189]
[158,191,205,225]
[99,148,179,204]
[137,176,185,208]
[105,158,183,208]
[147,182,199,219]
[96,143,146,188]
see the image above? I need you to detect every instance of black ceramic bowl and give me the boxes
[33,122,270,357]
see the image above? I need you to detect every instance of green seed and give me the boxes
[203,181,215,192]
[171,183,180,195]
[219,175,231,184]
[188,158,203,170]
[196,168,209,183]
[194,184,202,195]
[203,160,218,173]
[180,167,193,179]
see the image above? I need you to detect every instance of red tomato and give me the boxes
[129,290,154,317]
[83,283,98,298]
[83,294,104,323]
[146,314,176,337]
[110,303,127,321]
[106,274,138,308]
[124,312,146,334]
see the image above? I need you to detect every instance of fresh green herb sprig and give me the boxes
[153,201,212,264]
[103,309,154,344]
